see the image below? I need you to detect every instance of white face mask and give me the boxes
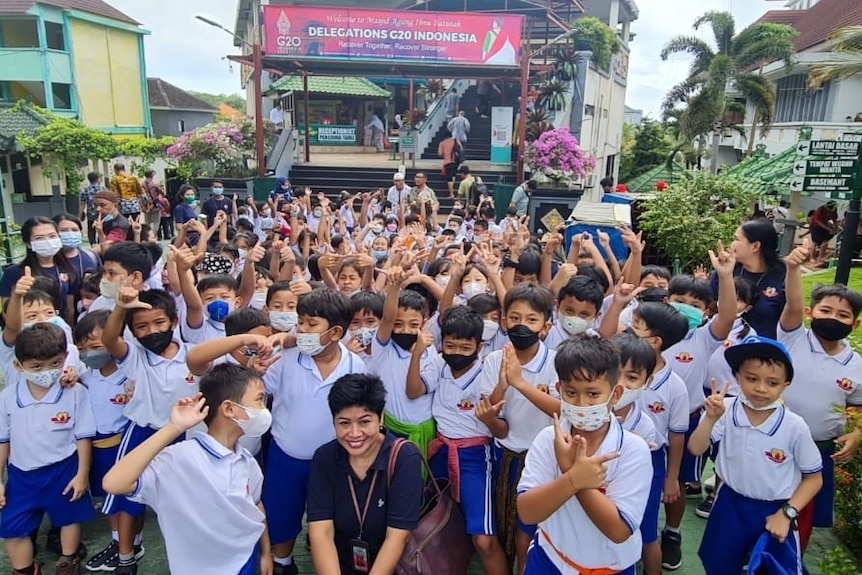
[614,387,644,411]
[462,282,485,301]
[739,394,783,412]
[30,238,63,258]
[23,368,62,389]
[238,249,249,260]
[231,403,273,437]
[249,292,267,310]
[560,398,612,432]
[436,275,450,288]
[559,314,592,336]
[296,329,332,356]
[351,326,376,348]
[269,311,298,333]
[482,320,500,341]
[100,278,120,300]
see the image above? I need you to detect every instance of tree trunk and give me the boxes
[710,120,721,174]
[746,109,759,157]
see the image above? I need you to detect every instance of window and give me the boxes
[0,18,39,48]
[177,120,186,133]
[774,74,831,123]
[585,105,595,117]
[45,21,65,51]
[605,154,616,178]
[0,81,46,107]
[51,83,72,110]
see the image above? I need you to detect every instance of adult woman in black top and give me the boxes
[711,217,786,339]
[307,374,422,575]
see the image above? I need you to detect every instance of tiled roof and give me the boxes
[624,162,690,193]
[267,76,391,99]
[147,78,217,112]
[0,106,49,152]
[757,0,862,52]
[0,0,138,25]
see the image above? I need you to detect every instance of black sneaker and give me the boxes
[684,483,702,499]
[696,493,716,519]
[86,540,118,572]
[133,545,145,561]
[661,530,683,570]
[114,562,137,575]
[273,562,299,575]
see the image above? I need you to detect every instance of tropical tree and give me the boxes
[809,25,862,85]
[660,12,797,173]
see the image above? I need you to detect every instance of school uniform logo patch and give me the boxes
[836,378,854,392]
[647,402,666,414]
[764,449,787,464]
[110,394,129,406]
[723,340,733,348]
[674,352,694,364]
[537,384,550,395]
[457,399,475,411]
[185,373,196,384]
[51,411,71,424]
[762,287,778,299]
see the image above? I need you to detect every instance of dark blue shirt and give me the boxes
[711,264,786,339]
[0,263,78,319]
[174,204,197,226]
[202,197,233,227]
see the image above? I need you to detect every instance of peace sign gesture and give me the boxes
[703,378,730,420]
[116,276,151,310]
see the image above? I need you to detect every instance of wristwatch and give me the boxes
[782,504,799,521]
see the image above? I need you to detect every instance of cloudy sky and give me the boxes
[112,0,781,117]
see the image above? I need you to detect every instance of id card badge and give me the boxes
[350,539,370,573]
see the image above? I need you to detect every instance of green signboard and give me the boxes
[789,176,853,193]
[796,140,860,157]
[300,124,357,146]
[792,159,858,177]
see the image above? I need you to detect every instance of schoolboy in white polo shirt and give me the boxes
[478,284,560,572]
[0,323,98,575]
[101,287,200,575]
[543,275,605,351]
[778,242,862,551]
[262,288,363,575]
[103,365,273,575]
[689,336,823,575]
[518,336,652,575]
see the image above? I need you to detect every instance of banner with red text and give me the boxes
[263,6,523,68]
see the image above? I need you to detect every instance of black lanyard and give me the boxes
[347,471,379,540]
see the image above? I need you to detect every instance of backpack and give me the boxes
[469,176,488,204]
[452,140,464,165]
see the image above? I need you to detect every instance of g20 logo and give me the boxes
[276,35,303,48]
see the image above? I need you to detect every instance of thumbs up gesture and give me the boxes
[786,238,811,268]
[13,266,35,297]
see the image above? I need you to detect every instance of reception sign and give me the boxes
[263,6,523,68]
[300,124,358,145]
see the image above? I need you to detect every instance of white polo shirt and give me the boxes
[182,317,227,345]
[0,381,97,471]
[429,358,490,439]
[544,324,600,352]
[711,398,822,500]
[480,327,508,360]
[518,420,651,572]
[80,368,130,436]
[128,432,264,575]
[620,405,659,451]
[643,365,690,448]
[264,342,364,460]
[117,337,199,430]
[705,319,757,397]
[478,343,559,453]
[778,325,862,441]
[663,323,723,412]
[371,337,438,425]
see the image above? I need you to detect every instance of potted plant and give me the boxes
[553,45,579,81]
[572,16,621,69]
[417,79,445,106]
[523,127,596,188]
[538,80,570,112]
[525,109,553,142]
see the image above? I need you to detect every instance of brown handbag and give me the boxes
[387,439,475,575]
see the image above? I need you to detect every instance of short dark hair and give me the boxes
[23,287,58,310]
[526,180,537,190]
[634,302,689,351]
[197,274,239,295]
[297,288,353,333]
[103,242,154,279]
[504,283,555,321]
[668,275,714,306]
[398,289,427,316]
[640,265,671,282]
[73,309,110,345]
[558,275,604,313]
[600,177,614,188]
[468,293,501,316]
[225,307,269,336]
[555,335,620,386]
[199,364,262,426]
[144,169,155,179]
[53,213,83,231]
[637,287,669,303]
[328,373,387,418]
[810,284,862,318]
[405,283,438,316]
[126,289,178,328]
[351,291,384,319]
[15,323,66,362]
[87,171,100,184]
[266,281,293,306]
[612,332,656,377]
[516,249,542,277]
[577,264,610,294]
[440,306,483,343]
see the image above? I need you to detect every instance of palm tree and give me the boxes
[809,25,862,85]
[660,12,797,172]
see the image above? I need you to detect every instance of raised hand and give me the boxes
[130,214,143,234]
[13,266,35,297]
[92,214,104,234]
[247,240,266,265]
[171,245,197,273]
[708,240,735,277]
[168,393,208,433]
[568,434,619,492]
[413,331,433,354]
[693,263,709,280]
[612,277,642,308]
[553,413,578,473]
[597,229,611,247]
[786,238,811,268]
[116,276,150,310]
[475,394,506,426]
[502,344,524,391]
[703,379,729,420]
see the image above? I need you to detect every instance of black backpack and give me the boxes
[469,177,488,204]
[452,141,464,165]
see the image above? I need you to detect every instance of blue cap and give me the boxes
[724,335,794,382]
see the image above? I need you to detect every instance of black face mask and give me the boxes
[508,325,540,350]
[442,352,478,372]
[810,318,853,342]
[138,330,174,355]
[391,332,418,351]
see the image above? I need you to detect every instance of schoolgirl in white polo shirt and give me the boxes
[0,323,98,575]
[778,242,862,551]
[518,336,651,575]
[689,336,823,575]
[101,288,200,575]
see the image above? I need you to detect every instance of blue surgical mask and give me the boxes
[102,214,114,224]
[206,300,232,322]
[213,188,224,196]
[372,250,388,261]
[669,302,706,331]
[59,231,82,249]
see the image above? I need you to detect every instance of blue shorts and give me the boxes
[492,443,535,537]
[263,442,312,546]
[430,444,496,536]
[640,449,666,545]
[679,410,702,484]
[524,535,636,575]
[237,542,260,575]
[699,486,798,575]
[812,442,835,528]
[90,431,125,500]
[0,454,95,539]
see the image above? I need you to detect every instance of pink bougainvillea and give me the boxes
[523,127,596,185]
[167,120,274,179]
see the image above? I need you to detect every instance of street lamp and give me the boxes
[516,28,578,183]
[196,15,266,178]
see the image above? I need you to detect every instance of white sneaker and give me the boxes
[704,474,716,494]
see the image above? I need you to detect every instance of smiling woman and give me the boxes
[306,374,423,575]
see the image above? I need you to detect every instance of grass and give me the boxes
[800,266,862,353]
